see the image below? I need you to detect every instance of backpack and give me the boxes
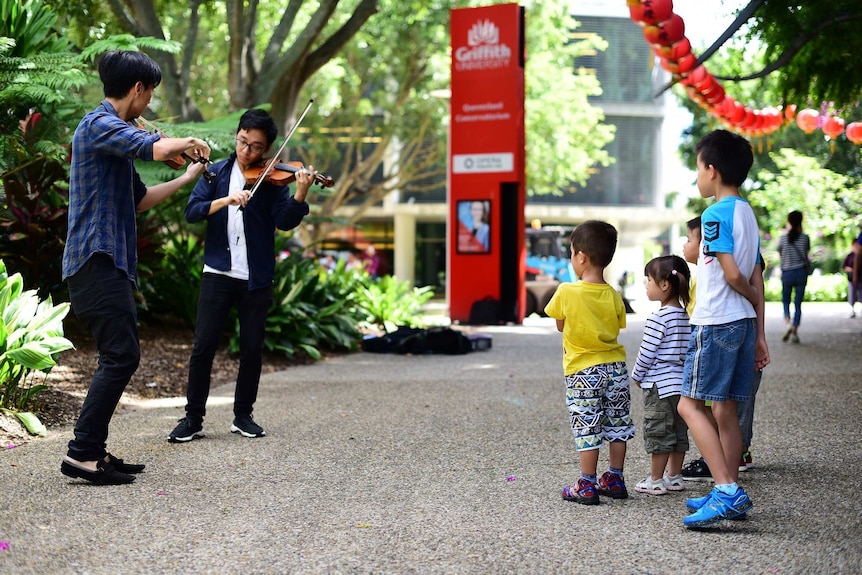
[468,297,502,325]
[361,326,473,355]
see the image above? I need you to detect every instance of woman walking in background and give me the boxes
[777,210,810,343]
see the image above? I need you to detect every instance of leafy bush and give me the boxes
[765,272,848,302]
[0,153,69,300]
[229,250,367,360]
[355,274,435,333]
[138,233,204,327]
[0,259,73,435]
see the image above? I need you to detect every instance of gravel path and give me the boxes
[1,302,860,574]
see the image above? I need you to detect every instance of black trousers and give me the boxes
[185,273,272,421]
[66,254,140,461]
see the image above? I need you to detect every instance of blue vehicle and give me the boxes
[525,227,574,316]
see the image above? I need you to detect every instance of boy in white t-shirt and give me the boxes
[677,130,769,528]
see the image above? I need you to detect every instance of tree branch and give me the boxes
[712,13,862,82]
[653,0,764,97]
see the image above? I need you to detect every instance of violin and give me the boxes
[243,160,334,188]
[134,117,216,184]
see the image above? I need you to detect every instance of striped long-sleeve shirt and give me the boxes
[777,232,810,271]
[630,306,691,398]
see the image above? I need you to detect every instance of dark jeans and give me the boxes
[66,254,140,461]
[781,267,808,327]
[736,369,762,449]
[185,273,272,421]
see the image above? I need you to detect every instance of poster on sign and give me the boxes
[457,200,491,254]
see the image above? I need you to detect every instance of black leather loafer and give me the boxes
[61,459,135,485]
[105,453,145,474]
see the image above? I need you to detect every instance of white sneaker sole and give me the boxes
[167,432,204,443]
[230,424,266,438]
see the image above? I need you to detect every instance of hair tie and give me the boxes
[671,269,678,276]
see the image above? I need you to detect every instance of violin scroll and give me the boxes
[135,117,216,184]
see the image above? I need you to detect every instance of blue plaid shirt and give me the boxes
[62,100,161,287]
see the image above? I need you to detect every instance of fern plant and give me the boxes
[0,259,74,435]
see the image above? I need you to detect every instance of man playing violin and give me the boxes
[61,51,212,485]
[168,108,313,443]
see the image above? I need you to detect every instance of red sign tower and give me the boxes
[448,3,526,324]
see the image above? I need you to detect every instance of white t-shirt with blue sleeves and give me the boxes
[691,196,759,326]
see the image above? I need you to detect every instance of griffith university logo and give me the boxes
[455,19,512,71]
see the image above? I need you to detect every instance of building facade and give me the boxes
[330,2,688,303]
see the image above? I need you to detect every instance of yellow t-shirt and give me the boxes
[544,281,627,375]
[686,276,697,317]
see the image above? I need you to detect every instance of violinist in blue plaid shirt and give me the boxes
[60,51,211,485]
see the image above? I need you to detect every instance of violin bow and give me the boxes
[246,98,315,200]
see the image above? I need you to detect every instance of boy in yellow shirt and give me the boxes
[545,221,635,504]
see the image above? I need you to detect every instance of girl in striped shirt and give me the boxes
[631,255,692,495]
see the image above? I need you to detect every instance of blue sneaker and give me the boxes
[683,487,753,529]
[687,492,748,519]
[686,493,712,512]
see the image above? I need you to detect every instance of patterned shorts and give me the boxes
[565,362,635,452]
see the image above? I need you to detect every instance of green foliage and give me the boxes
[228,250,366,360]
[0,145,69,300]
[0,259,74,434]
[747,0,862,108]
[524,1,615,194]
[748,148,861,274]
[138,234,203,327]
[764,273,847,303]
[355,274,435,333]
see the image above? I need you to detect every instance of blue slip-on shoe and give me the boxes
[683,487,753,529]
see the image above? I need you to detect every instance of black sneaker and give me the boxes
[231,414,266,438]
[168,417,204,443]
[681,457,713,482]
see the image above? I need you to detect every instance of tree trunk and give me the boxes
[108,0,204,122]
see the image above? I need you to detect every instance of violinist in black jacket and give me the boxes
[168,108,312,443]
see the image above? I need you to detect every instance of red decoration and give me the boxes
[661,53,697,75]
[643,14,685,46]
[795,109,820,134]
[627,5,819,141]
[629,0,674,26]
[655,38,691,60]
[846,122,862,145]
[821,116,845,139]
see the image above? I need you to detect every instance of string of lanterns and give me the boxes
[626,0,862,146]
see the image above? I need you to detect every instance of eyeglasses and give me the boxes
[235,138,266,155]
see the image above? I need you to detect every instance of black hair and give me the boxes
[787,210,804,243]
[237,108,278,145]
[644,254,691,309]
[686,216,701,236]
[570,220,617,268]
[695,129,753,187]
[98,51,162,99]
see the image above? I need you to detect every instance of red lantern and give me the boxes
[846,122,862,145]
[784,104,797,122]
[795,108,819,134]
[729,102,746,125]
[822,116,845,139]
[661,53,697,75]
[655,38,691,60]
[643,15,685,46]
[717,97,736,119]
[629,0,674,26]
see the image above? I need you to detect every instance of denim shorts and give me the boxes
[682,319,755,402]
